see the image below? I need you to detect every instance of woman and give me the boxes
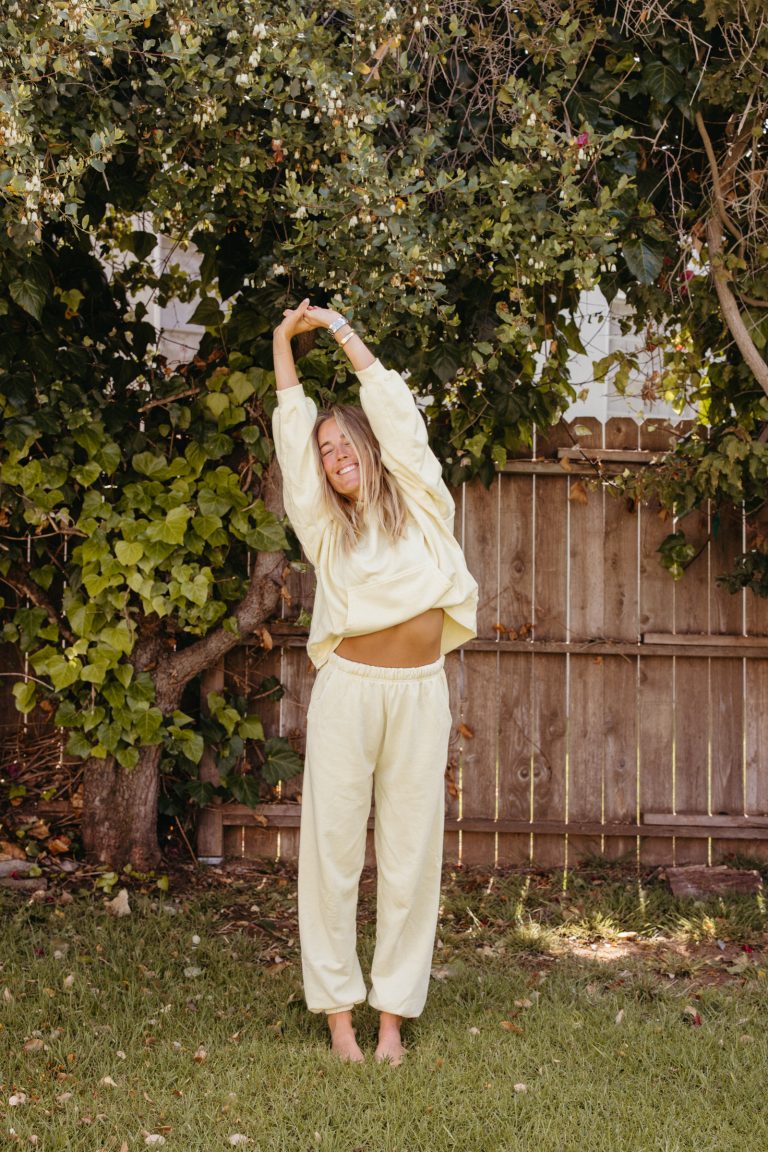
[272,298,477,1063]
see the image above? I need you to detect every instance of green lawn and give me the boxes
[1,862,767,1151]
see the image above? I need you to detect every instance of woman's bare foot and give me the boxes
[375,1012,405,1066]
[327,1010,364,1063]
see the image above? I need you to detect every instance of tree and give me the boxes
[1,0,766,867]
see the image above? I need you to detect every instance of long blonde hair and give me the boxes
[313,405,408,550]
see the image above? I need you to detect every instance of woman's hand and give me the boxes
[273,299,346,340]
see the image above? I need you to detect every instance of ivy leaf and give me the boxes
[261,737,304,786]
[9,267,49,321]
[622,240,664,285]
[125,229,157,260]
[188,297,224,326]
[115,541,144,566]
[642,61,684,104]
[12,680,37,714]
[227,772,263,807]
[238,715,265,741]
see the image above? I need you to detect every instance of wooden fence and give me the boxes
[202,419,768,866]
[2,417,767,869]
[204,417,768,869]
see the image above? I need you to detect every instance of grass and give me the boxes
[1,862,767,1151]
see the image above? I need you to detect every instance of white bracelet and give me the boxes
[339,330,355,347]
[328,317,348,334]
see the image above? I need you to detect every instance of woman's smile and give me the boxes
[318,418,361,498]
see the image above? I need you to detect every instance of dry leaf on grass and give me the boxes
[106,889,131,917]
[500,1021,524,1034]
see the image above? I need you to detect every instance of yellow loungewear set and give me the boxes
[272,359,478,1018]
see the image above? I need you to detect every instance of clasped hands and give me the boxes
[275,298,346,341]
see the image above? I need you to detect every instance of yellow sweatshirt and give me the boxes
[272,359,478,668]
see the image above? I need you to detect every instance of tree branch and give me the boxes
[0,567,75,644]
[154,460,288,709]
[707,215,768,399]
[695,110,743,245]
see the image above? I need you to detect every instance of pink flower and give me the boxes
[576,132,589,148]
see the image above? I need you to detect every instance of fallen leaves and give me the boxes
[105,888,131,917]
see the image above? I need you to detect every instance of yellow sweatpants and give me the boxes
[298,652,452,1018]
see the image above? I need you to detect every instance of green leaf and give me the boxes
[642,61,684,104]
[173,728,205,763]
[227,772,263,807]
[126,229,157,260]
[184,779,217,806]
[261,736,304,786]
[227,371,256,404]
[157,505,191,544]
[134,707,164,744]
[12,680,37,714]
[622,240,664,285]
[115,541,145,565]
[238,715,265,741]
[188,296,224,326]
[205,393,231,419]
[9,273,48,321]
[132,451,169,477]
[115,744,140,769]
[66,730,96,758]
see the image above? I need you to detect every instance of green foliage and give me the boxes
[1,0,767,823]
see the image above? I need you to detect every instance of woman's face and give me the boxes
[317,418,361,500]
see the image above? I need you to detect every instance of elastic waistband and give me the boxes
[326,651,444,681]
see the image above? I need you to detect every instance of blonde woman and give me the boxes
[272,299,477,1063]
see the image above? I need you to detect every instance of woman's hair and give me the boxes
[313,404,408,549]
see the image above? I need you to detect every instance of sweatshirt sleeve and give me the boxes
[271,384,328,563]
[356,359,454,524]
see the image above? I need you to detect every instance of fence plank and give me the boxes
[463,478,499,639]
[496,471,535,864]
[567,655,605,862]
[710,505,745,636]
[459,649,499,866]
[638,657,675,865]
[602,655,639,862]
[745,659,768,862]
[498,472,534,634]
[674,509,710,634]
[534,475,568,641]
[497,652,534,865]
[710,658,746,863]
[674,656,710,865]
[530,653,568,867]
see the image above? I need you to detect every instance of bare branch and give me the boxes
[0,567,75,644]
[695,111,744,245]
[707,216,768,399]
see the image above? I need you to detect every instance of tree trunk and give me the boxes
[81,745,163,870]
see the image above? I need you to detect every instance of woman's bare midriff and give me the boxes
[335,608,444,668]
